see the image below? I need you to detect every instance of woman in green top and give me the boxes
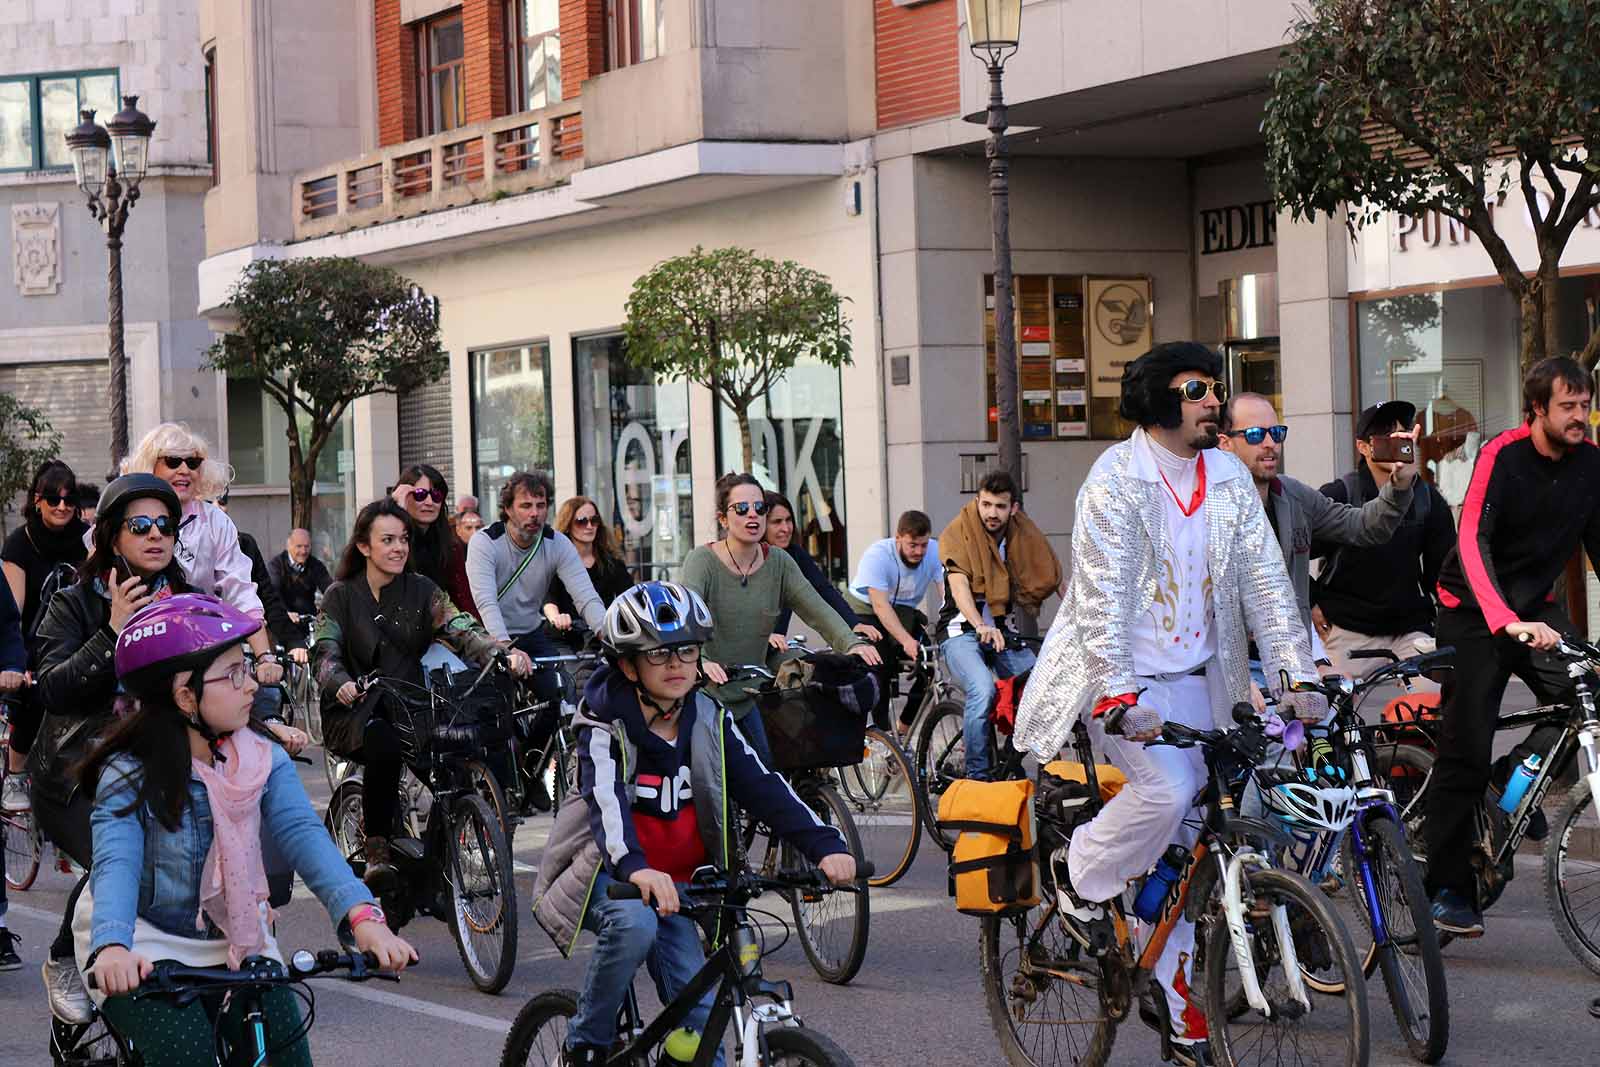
[680,474,881,765]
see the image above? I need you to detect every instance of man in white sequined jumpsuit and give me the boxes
[1013,342,1318,1065]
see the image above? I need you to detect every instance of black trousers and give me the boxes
[31,784,92,960]
[1423,602,1575,899]
[512,627,567,754]
[856,608,929,733]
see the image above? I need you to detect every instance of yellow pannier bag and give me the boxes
[937,778,1040,916]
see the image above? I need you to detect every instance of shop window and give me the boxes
[573,334,693,580]
[606,0,664,70]
[984,274,1146,442]
[471,342,554,509]
[0,69,118,173]
[714,363,848,587]
[504,0,561,112]
[417,11,466,135]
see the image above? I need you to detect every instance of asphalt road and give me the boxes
[2,744,1598,1067]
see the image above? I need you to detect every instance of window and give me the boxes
[471,342,554,507]
[417,12,466,135]
[714,363,848,587]
[0,70,118,173]
[504,0,562,113]
[574,333,693,580]
[203,49,218,185]
[606,0,664,70]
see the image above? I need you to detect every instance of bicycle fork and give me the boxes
[1221,851,1311,1017]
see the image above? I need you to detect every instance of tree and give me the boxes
[1263,0,1600,371]
[205,257,446,529]
[0,395,62,535]
[622,246,851,470]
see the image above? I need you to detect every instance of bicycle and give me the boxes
[55,948,395,1065]
[1375,632,1600,975]
[979,705,1369,1067]
[323,666,519,993]
[500,864,865,1067]
[833,725,923,887]
[914,633,1043,852]
[1265,651,1453,1063]
[274,617,320,744]
[1,687,43,892]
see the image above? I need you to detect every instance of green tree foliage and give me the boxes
[0,395,62,534]
[623,246,851,471]
[205,257,446,528]
[1263,0,1600,369]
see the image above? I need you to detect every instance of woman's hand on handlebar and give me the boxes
[701,659,729,685]
[849,643,883,668]
[767,633,790,653]
[818,852,857,886]
[336,680,363,706]
[629,868,680,916]
[505,648,534,677]
[267,722,308,756]
[1508,620,1562,651]
[289,646,310,665]
[91,945,153,997]
[351,917,418,974]
[0,669,28,693]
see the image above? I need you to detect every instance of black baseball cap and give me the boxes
[1356,400,1416,439]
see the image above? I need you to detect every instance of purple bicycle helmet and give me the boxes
[115,593,261,694]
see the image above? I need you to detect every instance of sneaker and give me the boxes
[1167,1037,1214,1066]
[562,1043,605,1067]
[528,774,553,814]
[0,928,20,971]
[1050,847,1114,952]
[1430,889,1484,938]
[1,772,30,812]
[361,835,400,896]
[42,957,93,1024]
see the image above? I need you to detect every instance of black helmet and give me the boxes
[1118,341,1225,429]
[602,581,715,656]
[97,474,181,525]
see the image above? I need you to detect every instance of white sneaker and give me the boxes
[1,772,30,812]
[43,957,94,1024]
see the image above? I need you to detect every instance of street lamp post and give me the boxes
[65,96,156,479]
[966,0,1024,488]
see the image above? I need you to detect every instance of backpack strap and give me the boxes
[497,526,547,600]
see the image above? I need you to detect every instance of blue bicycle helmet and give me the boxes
[602,581,715,656]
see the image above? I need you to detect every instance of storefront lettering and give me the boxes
[613,420,688,541]
[1395,197,1600,253]
[1200,201,1278,255]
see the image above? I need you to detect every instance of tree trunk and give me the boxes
[737,411,754,472]
[1539,257,1562,371]
[1519,288,1546,374]
[285,423,313,531]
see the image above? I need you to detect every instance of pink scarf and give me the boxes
[190,728,275,967]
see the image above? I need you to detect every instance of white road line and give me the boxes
[306,978,516,1033]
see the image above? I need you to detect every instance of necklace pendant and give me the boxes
[740,576,748,587]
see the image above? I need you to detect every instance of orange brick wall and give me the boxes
[559,0,606,101]
[875,0,960,130]
[376,0,418,147]
[463,0,509,124]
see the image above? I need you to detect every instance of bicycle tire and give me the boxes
[464,757,514,838]
[837,728,922,887]
[1544,778,1600,978]
[446,792,519,993]
[499,988,578,1066]
[327,783,367,861]
[51,1012,133,1067]
[786,781,870,985]
[3,808,41,892]
[1371,745,1434,871]
[1355,815,1449,1063]
[915,699,966,852]
[978,904,1117,1067]
[762,1026,857,1066]
[1205,866,1369,1067]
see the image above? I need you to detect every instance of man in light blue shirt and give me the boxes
[845,510,944,735]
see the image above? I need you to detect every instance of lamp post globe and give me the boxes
[64,109,111,200]
[965,0,1023,63]
[105,94,156,186]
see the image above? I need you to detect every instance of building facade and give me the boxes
[1,0,216,513]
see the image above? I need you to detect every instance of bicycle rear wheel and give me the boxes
[979,901,1117,1067]
[915,700,966,852]
[464,757,514,838]
[786,781,870,984]
[1205,867,1369,1067]
[1372,745,1434,871]
[447,793,519,993]
[1353,815,1448,1063]
[499,988,577,1066]
[1544,778,1600,977]
[3,807,41,892]
[836,728,922,887]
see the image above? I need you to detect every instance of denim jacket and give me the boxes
[89,743,372,955]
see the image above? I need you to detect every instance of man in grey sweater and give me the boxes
[467,471,606,806]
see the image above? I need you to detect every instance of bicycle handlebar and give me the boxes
[603,863,873,912]
[87,949,395,995]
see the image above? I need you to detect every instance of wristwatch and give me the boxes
[350,903,387,931]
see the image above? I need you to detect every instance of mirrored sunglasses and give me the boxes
[1173,379,1228,403]
[1234,425,1289,446]
[123,515,176,537]
[727,501,769,517]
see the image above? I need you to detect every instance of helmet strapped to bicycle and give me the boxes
[602,581,714,657]
[1256,769,1356,833]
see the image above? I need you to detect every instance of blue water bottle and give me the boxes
[1133,845,1189,922]
[1499,754,1542,815]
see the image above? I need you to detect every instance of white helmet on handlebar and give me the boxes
[1257,770,1356,832]
[602,581,715,657]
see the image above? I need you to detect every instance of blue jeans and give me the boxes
[569,871,724,1064]
[941,632,1036,779]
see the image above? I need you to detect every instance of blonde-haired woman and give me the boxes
[117,422,294,718]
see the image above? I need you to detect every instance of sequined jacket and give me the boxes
[1014,431,1316,758]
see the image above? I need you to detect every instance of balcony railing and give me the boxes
[293,99,584,241]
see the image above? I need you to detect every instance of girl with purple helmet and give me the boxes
[73,593,415,1065]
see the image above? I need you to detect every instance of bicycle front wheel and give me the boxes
[1205,866,1369,1067]
[499,989,577,1066]
[3,808,41,891]
[1545,778,1600,977]
[786,781,870,984]
[447,793,519,993]
[1353,815,1448,1063]
[915,699,966,852]
[762,1026,857,1066]
[979,902,1117,1067]
[837,728,922,887]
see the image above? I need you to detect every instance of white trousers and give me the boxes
[1066,673,1209,1036]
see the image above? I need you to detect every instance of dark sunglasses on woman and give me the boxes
[727,501,769,517]
[410,487,446,504]
[1171,379,1228,404]
[571,514,599,527]
[36,491,75,507]
[123,515,177,537]
[160,455,205,471]
[1232,424,1289,446]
